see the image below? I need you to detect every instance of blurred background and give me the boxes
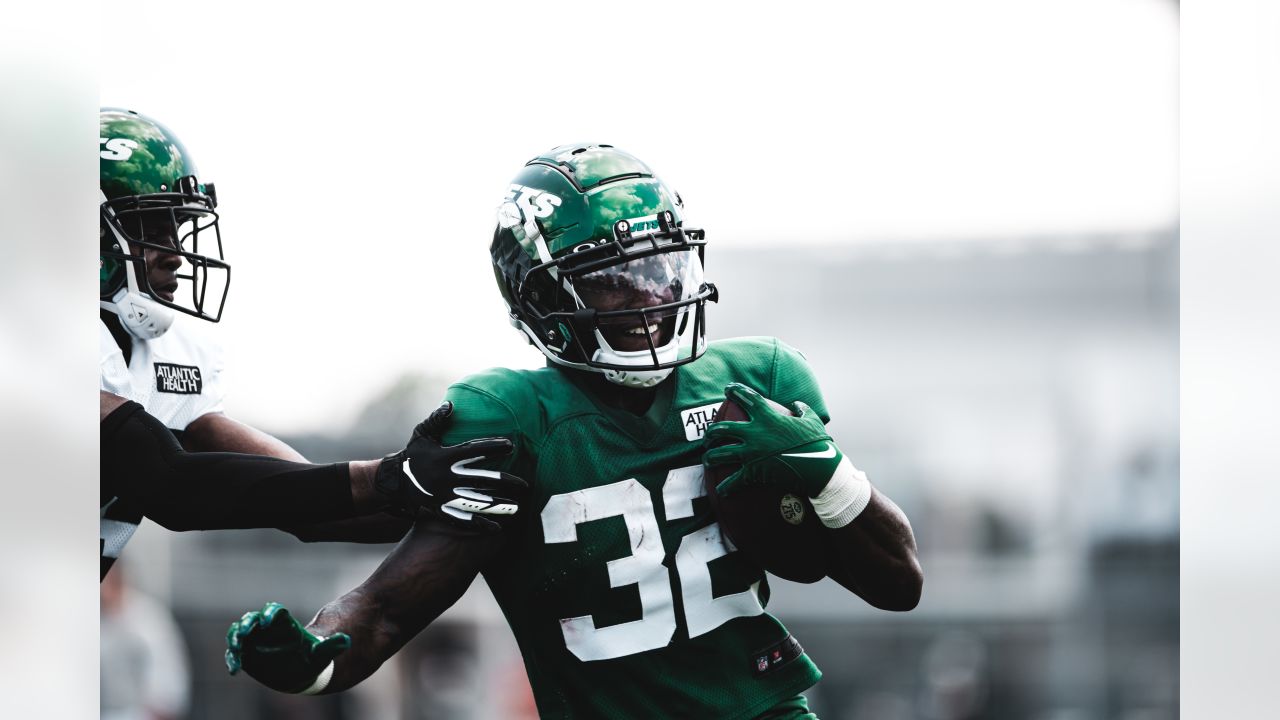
[99,1,1178,719]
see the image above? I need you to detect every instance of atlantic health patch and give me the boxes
[154,362,203,394]
[680,402,722,441]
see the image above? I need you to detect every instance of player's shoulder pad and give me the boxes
[152,315,226,368]
[707,335,811,361]
[768,337,814,372]
[443,367,546,446]
[706,336,829,423]
[702,336,798,381]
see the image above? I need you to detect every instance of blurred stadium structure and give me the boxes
[117,229,1177,720]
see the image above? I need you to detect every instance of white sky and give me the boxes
[101,0,1177,433]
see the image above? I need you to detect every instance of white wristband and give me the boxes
[810,456,872,528]
[300,660,335,695]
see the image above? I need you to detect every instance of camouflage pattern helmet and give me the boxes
[491,144,718,388]
[100,108,230,338]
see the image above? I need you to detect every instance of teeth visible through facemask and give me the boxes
[626,323,661,336]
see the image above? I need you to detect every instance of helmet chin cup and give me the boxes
[513,315,679,388]
[592,339,680,388]
[601,366,673,389]
[103,289,174,340]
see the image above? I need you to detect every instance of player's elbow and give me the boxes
[143,494,230,532]
[144,505,202,532]
[877,557,924,611]
[852,556,923,612]
[280,525,325,543]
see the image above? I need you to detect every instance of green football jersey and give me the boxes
[442,337,830,719]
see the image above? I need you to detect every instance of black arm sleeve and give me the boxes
[281,514,413,544]
[101,401,356,531]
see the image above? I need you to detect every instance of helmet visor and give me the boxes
[570,248,705,352]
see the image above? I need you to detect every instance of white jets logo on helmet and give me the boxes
[497,184,562,229]
[620,214,662,235]
[100,138,139,161]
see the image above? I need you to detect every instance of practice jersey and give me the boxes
[100,319,226,578]
[443,337,829,720]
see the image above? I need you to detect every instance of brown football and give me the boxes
[704,394,829,584]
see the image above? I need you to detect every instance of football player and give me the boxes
[99,108,525,580]
[225,145,922,716]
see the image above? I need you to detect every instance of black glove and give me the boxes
[374,401,527,533]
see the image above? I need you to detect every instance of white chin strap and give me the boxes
[101,206,175,340]
[602,366,673,389]
[101,289,175,340]
[593,339,681,389]
[510,315,684,388]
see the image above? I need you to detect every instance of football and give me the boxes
[704,394,829,584]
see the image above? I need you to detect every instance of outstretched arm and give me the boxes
[102,394,522,535]
[280,515,414,544]
[102,393,378,530]
[180,398,411,542]
[227,521,504,694]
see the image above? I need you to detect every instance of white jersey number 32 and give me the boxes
[541,465,764,662]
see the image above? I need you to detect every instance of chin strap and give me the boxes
[101,288,174,340]
[592,332,682,388]
[602,366,673,388]
[100,189,175,340]
[510,315,680,388]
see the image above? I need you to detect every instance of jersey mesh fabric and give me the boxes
[100,494,144,579]
[98,319,225,430]
[445,337,829,719]
[755,693,818,720]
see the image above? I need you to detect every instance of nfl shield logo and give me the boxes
[756,656,769,672]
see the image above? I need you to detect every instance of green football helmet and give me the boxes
[100,108,229,339]
[491,144,718,388]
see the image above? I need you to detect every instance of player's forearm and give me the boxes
[344,460,383,514]
[823,487,923,611]
[281,513,413,544]
[103,400,385,529]
[303,588,401,692]
[303,522,504,692]
[136,457,357,532]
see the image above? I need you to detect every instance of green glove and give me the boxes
[225,602,350,694]
[703,383,843,500]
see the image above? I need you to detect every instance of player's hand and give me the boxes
[703,383,843,500]
[225,602,349,694]
[374,401,528,533]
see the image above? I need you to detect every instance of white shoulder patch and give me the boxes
[680,402,722,442]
